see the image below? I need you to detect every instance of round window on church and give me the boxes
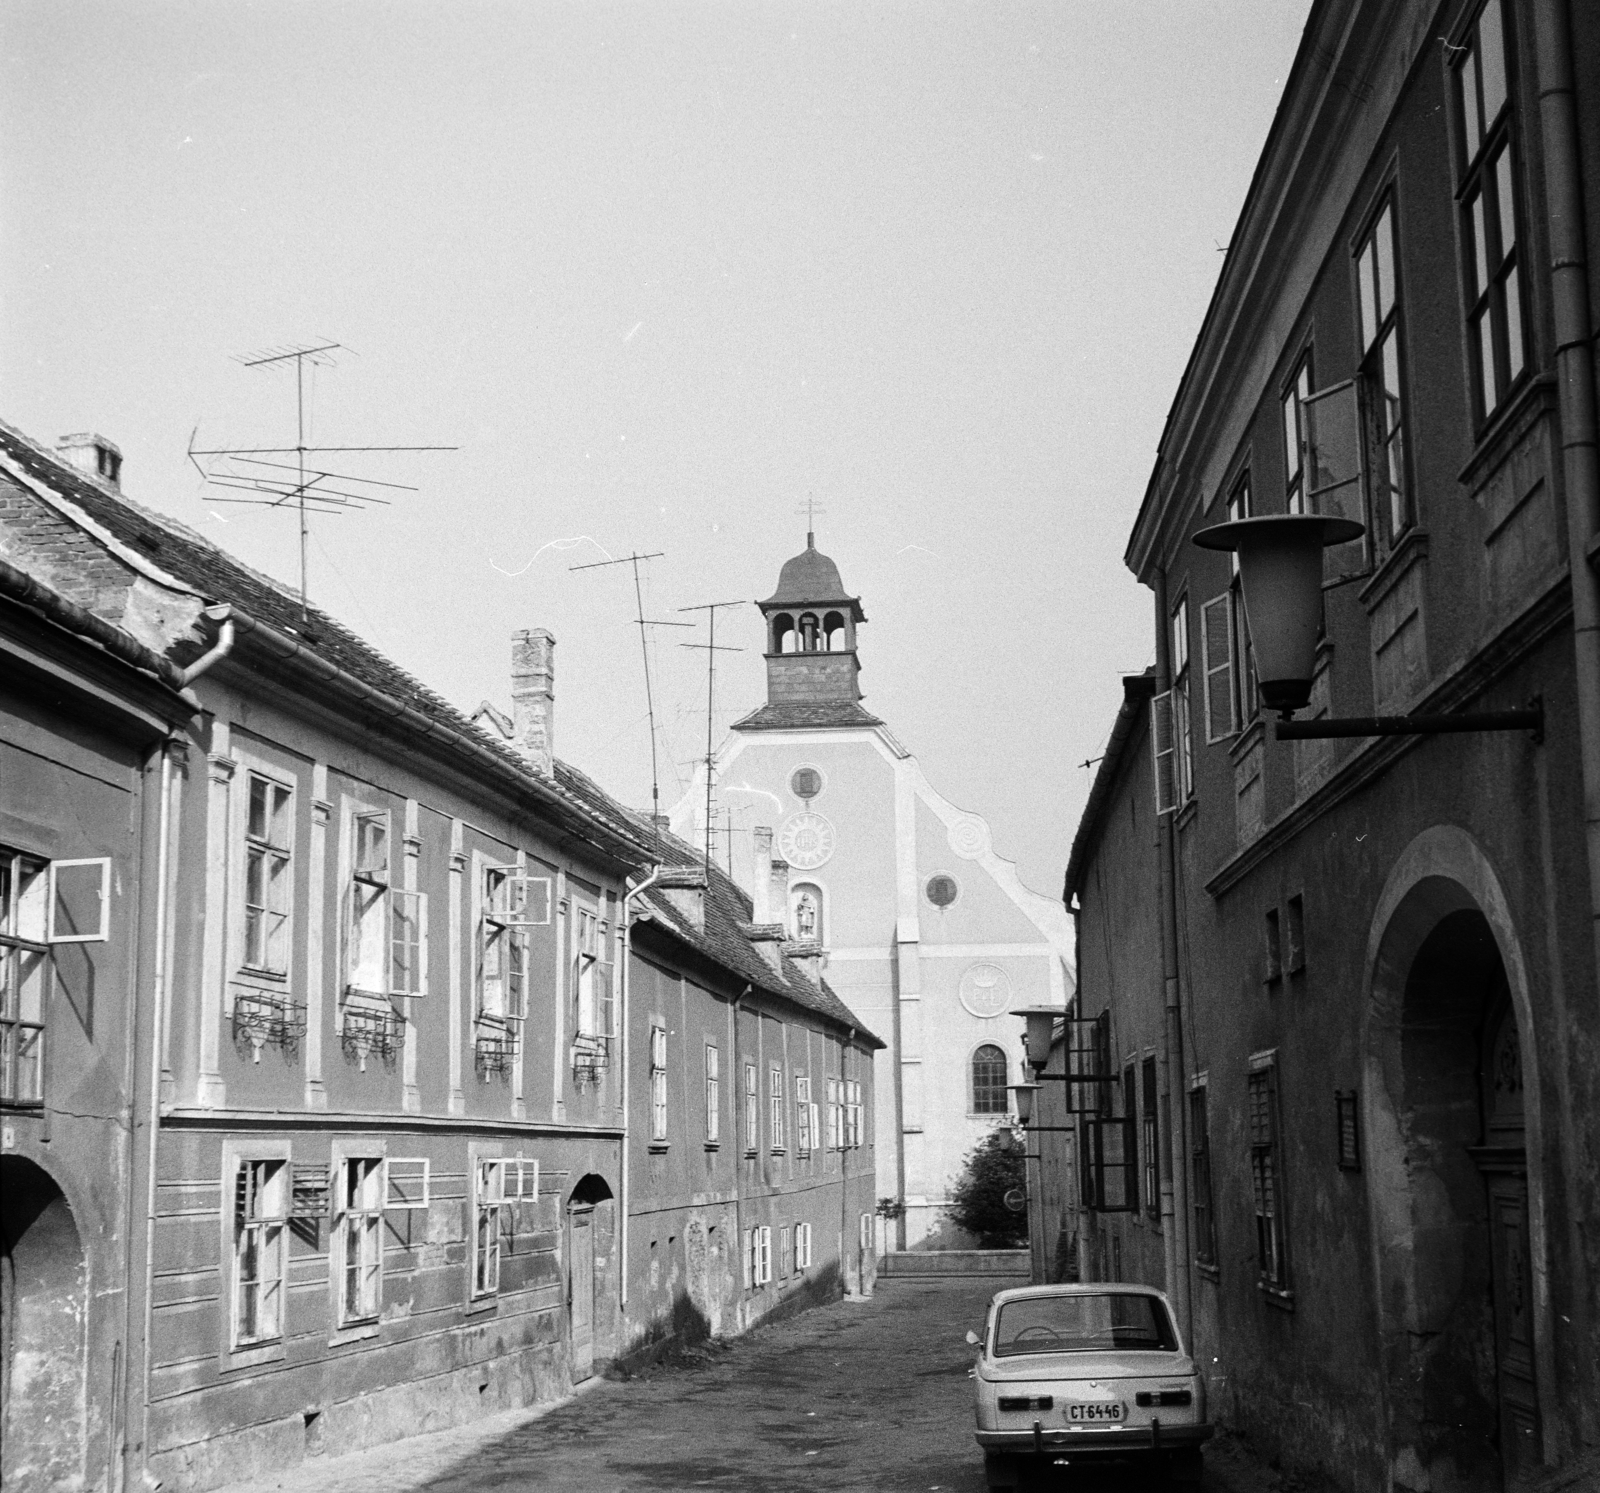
[925,873,959,909]
[790,765,824,801]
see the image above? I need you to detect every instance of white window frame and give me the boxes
[649,1023,669,1142]
[769,1064,785,1152]
[472,1155,508,1298]
[242,773,292,973]
[826,1077,842,1151]
[1170,596,1194,804]
[756,1225,772,1286]
[480,862,547,1021]
[744,1062,759,1155]
[45,856,112,945]
[347,807,392,998]
[705,1042,720,1143]
[779,1224,792,1279]
[384,1157,430,1210]
[334,1154,386,1326]
[795,1221,812,1269]
[795,1075,813,1157]
[1,849,51,1105]
[230,1152,289,1350]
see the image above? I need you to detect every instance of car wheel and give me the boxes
[983,1451,1019,1490]
[1165,1448,1204,1485]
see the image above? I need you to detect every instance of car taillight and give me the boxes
[997,1396,1054,1411]
[1135,1390,1192,1407]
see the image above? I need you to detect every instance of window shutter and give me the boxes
[384,1158,430,1209]
[235,1164,250,1223]
[1150,691,1176,816]
[1200,593,1236,743]
[291,1163,331,1218]
[1303,379,1370,585]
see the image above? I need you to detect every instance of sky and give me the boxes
[2,0,1311,902]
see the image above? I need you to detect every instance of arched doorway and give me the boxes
[567,1174,614,1383]
[1363,835,1549,1493]
[1,1156,88,1492]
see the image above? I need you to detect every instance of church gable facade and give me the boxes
[670,534,1073,1249]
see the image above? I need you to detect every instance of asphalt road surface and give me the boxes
[213,1278,1269,1493]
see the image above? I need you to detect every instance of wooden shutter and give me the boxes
[1200,593,1236,743]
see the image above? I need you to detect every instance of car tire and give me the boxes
[983,1451,1019,1490]
[1166,1448,1204,1485]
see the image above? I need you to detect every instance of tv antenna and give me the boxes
[569,550,692,835]
[679,599,746,879]
[187,342,456,614]
[796,495,826,542]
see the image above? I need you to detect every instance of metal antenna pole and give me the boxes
[679,599,747,879]
[187,341,456,614]
[570,550,692,833]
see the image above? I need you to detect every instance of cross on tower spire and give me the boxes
[795,495,826,548]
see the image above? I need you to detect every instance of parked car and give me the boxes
[969,1283,1211,1488]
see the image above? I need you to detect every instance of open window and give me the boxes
[1303,380,1370,586]
[480,864,548,1022]
[1080,1115,1137,1213]
[572,908,613,1060]
[1,850,51,1104]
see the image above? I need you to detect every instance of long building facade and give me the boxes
[0,420,880,1492]
[1031,3,1600,1490]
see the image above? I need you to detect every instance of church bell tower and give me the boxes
[756,530,868,710]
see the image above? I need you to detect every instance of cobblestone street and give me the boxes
[210,1279,1289,1493]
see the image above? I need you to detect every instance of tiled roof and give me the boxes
[0,420,650,860]
[731,701,884,731]
[634,826,884,1048]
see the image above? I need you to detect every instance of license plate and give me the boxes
[1066,1401,1125,1423]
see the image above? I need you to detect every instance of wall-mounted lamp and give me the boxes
[1015,1005,1061,1075]
[1193,514,1542,741]
[1008,1082,1039,1126]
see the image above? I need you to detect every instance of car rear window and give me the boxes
[993,1293,1177,1357]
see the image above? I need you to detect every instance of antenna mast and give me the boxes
[570,550,691,833]
[679,599,746,879]
[188,342,456,615]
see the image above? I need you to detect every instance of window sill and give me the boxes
[703,1140,721,1152]
[222,1339,285,1372]
[1195,1261,1220,1283]
[1227,715,1266,766]
[464,1295,499,1316]
[1358,528,1429,613]
[647,1141,670,1154]
[328,1321,380,1348]
[770,1148,787,1157]
[1458,372,1557,492]
[1174,798,1199,833]
[743,1149,758,1159]
[1257,1281,1295,1312]
[237,967,289,983]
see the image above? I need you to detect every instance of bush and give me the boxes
[945,1127,1028,1248]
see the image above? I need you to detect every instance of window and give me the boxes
[795,1221,812,1268]
[1452,0,1527,422]
[337,1157,384,1324]
[744,1225,772,1288]
[1248,1061,1290,1291]
[844,1078,864,1148]
[705,1043,720,1143]
[481,865,546,1022]
[347,809,426,1001]
[769,1065,785,1151]
[779,1224,793,1279]
[1,851,49,1105]
[1122,1066,1141,1215]
[1200,474,1259,743]
[826,1077,842,1150]
[971,1044,1008,1115]
[573,909,613,1047]
[1355,199,1411,549]
[1189,1083,1216,1267]
[1281,354,1313,513]
[649,1025,669,1142]
[1336,1090,1362,1171]
[1170,596,1193,803]
[233,1158,288,1345]
[1264,908,1283,985]
[244,775,292,974]
[790,883,822,941]
[744,1063,759,1154]
[1286,894,1306,975]
[795,1075,815,1157]
[473,1157,507,1297]
[1141,1058,1160,1223]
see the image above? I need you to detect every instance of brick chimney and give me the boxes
[751,827,774,923]
[510,629,555,776]
[57,433,122,490]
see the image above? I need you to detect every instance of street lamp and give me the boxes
[1008,1082,1039,1126]
[1015,1005,1061,1076]
[1193,514,1543,739]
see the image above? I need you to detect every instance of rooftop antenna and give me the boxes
[679,599,746,880]
[569,550,692,835]
[187,342,456,615]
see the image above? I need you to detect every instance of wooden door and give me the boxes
[569,1206,595,1382]
[1487,1177,1539,1485]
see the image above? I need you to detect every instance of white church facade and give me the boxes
[670,534,1073,1249]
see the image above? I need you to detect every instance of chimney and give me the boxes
[510,629,555,775]
[751,827,774,923]
[769,857,791,932]
[57,433,123,490]
[655,867,708,930]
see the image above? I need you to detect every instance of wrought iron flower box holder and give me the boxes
[474,1022,520,1076]
[231,988,308,1063]
[340,1001,405,1070]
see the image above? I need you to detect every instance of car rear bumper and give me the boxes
[975,1422,1213,1456]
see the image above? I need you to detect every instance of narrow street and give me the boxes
[212,1280,1280,1493]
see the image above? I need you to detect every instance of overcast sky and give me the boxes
[3,0,1310,900]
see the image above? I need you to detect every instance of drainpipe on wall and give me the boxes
[127,615,234,1490]
[1532,0,1600,1002]
[1071,899,1094,1285]
[1152,571,1193,1345]
[618,862,663,1314]
[731,984,752,1318]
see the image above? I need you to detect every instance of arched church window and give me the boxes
[799,612,820,651]
[790,883,823,942]
[971,1044,1008,1114]
[823,611,846,651]
[773,614,796,654]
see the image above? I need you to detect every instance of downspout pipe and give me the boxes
[1152,570,1193,1345]
[618,863,664,1313]
[1532,0,1600,1005]
[129,626,231,1490]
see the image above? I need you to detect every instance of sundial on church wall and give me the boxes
[778,812,836,870]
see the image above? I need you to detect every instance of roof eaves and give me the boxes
[1063,670,1158,903]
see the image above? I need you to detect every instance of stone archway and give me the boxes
[1,1155,88,1492]
[566,1174,615,1383]
[1361,827,1553,1492]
